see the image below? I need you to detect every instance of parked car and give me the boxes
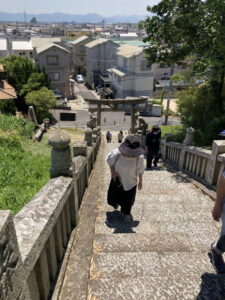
[76,74,84,83]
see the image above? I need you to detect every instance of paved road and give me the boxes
[58,140,224,300]
[52,82,180,129]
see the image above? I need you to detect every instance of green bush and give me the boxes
[0,99,16,115]
[0,113,34,137]
[153,99,161,105]
[148,124,186,143]
[0,114,50,214]
[177,83,225,146]
[35,110,53,124]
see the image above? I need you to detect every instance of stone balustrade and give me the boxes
[161,128,225,186]
[0,128,101,300]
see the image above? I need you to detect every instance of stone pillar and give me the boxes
[92,127,98,143]
[49,130,72,178]
[73,141,88,157]
[97,126,101,136]
[178,127,195,169]
[206,140,225,185]
[84,127,93,146]
[97,104,101,126]
[130,104,135,134]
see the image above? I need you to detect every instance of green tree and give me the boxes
[140,0,225,143]
[20,72,51,97]
[25,87,56,123]
[178,83,225,146]
[0,55,51,112]
[140,0,225,113]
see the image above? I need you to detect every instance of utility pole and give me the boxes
[164,65,174,125]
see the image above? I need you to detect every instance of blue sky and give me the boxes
[1,0,160,16]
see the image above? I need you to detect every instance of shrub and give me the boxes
[177,83,225,146]
[0,99,17,115]
[0,114,35,137]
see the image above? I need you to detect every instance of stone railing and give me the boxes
[0,127,101,300]
[161,128,225,186]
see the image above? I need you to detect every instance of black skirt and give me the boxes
[107,178,137,215]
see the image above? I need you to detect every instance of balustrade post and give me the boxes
[205,140,225,185]
[49,130,72,178]
[178,127,195,169]
[84,127,93,146]
[73,141,88,157]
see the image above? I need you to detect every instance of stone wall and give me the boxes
[0,128,101,300]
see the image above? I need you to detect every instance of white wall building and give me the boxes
[0,39,9,58]
[108,45,155,98]
[12,41,34,60]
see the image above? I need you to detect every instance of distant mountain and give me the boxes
[0,12,147,23]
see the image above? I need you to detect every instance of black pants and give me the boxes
[146,147,160,168]
[107,178,137,215]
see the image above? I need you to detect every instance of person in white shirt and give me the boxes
[106,135,145,221]
[210,168,225,274]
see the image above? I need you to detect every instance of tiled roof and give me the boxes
[72,35,90,45]
[31,37,61,48]
[0,80,17,100]
[36,42,69,54]
[85,38,109,48]
[117,45,143,58]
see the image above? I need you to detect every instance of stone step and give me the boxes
[89,251,214,280]
[93,233,192,253]
[87,273,225,300]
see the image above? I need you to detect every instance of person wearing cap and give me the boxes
[145,125,161,169]
[106,135,145,221]
[209,168,225,274]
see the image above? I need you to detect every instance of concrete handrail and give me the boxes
[0,130,101,300]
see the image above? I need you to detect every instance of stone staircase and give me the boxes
[58,141,225,300]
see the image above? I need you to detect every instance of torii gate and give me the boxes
[84,97,148,133]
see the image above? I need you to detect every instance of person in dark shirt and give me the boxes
[145,125,161,169]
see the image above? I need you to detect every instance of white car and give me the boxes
[76,74,84,83]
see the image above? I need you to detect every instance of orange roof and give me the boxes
[0,64,4,72]
[0,80,17,100]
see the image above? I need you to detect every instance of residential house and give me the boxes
[72,35,92,76]
[85,38,119,88]
[108,45,155,98]
[12,40,34,60]
[34,43,70,98]
[153,62,196,97]
[0,39,9,58]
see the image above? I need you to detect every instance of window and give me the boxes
[140,60,149,71]
[47,55,58,65]
[80,56,84,61]
[79,46,85,53]
[48,72,60,81]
